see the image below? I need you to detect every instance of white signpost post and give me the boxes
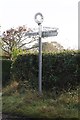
[25,13,58,95]
[34,13,43,95]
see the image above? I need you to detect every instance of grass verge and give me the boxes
[2,81,79,118]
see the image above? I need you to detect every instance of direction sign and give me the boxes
[25,29,58,38]
[42,30,58,37]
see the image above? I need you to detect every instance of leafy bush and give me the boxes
[2,59,12,86]
[11,53,38,89]
[43,51,79,91]
[12,48,27,60]
[11,50,79,91]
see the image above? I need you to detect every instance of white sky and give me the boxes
[0,0,79,49]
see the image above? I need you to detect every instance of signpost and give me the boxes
[25,13,58,95]
[34,13,43,95]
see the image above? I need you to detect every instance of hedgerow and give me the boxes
[2,59,12,86]
[11,50,80,91]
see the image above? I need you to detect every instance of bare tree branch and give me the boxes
[26,45,38,50]
[18,43,27,49]
[2,47,10,54]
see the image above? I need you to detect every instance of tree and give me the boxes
[51,41,64,51]
[1,25,36,60]
[32,41,64,53]
[42,42,57,52]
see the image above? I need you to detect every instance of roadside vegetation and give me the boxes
[2,80,79,118]
[1,25,79,118]
[2,50,79,118]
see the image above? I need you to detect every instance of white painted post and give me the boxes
[34,13,43,95]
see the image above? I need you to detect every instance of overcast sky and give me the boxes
[0,0,79,49]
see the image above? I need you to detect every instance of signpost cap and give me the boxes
[34,12,44,25]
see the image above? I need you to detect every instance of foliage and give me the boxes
[2,59,12,86]
[11,50,79,91]
[42,42,58,52]
[0,38,2,56]
[42,42,64,52]
[1,25,36,60]
[11,53,38,89]
[2,85,79,118]
[12,47,27,60]
[51,41,64,50]
[33,41,64,52]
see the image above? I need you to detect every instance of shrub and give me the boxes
[11,50,79,91]
[2,59,12,86]
[11,53,38,89]
[43,51,79,91]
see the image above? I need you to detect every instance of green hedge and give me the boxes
[0,56,10,59]
[11,51,80,91]
[2,59,12,86]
